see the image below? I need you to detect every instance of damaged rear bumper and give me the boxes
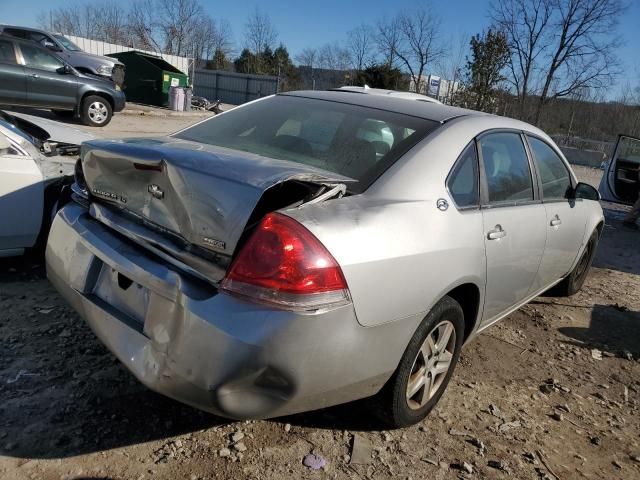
[45,204,394,419]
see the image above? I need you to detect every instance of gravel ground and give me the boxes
[0,116,639,479]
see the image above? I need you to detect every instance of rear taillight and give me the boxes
[220,213,351,311]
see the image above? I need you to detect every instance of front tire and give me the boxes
[372,296,465,428]
[80,95,112,127]
[547,230,599,297]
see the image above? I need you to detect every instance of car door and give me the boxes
[17,42,77,109]
[0,129,44,254]
[525,135,586,288]
[0,38,27,106]
[478,131,547,325]
[599,135,640,205]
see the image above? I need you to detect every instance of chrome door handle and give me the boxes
[550,215,562,227]
[30,74,39,78]
[487,224,506,240]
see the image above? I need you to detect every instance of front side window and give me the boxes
[447,142,479,208]
[175,95,438,193]
[20,43,64,72]
[479,132,534,204]
[0,39,16,64]
[527,136,572,201]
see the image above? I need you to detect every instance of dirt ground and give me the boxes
[1,113,639,479]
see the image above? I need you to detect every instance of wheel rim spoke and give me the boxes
[406,367,426,399]
[436,323,454,352]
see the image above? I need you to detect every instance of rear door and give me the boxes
[478,131,547,325]
[526,135,586,286]
[17,42,77,109]
[0,38,26,105]
[599,135,640,205]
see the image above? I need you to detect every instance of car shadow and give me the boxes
[5,106,85,126]
[592,207,640,276]
[558,303,640,358]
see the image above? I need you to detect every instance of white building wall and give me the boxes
[64,35,192,75]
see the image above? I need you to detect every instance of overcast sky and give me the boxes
[1,0,638,95]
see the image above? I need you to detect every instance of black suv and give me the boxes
[0,34,125,126]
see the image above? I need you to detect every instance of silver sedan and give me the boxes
[46,90,603,427]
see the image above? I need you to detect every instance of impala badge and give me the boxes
[203,237,226,250]
[436,198,449,211]
[148,184,164,199]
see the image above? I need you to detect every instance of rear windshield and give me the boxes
[174,95,438,193]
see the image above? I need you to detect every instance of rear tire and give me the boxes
[371,296,465,428]
[547,230,599,297]
[80,95,112,127]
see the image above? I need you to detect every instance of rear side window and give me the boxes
[20,43,64,72]
[448,142,479,208]
[527,136,572,200]
[479,132,534,204]
[0,40,16,64]
[3,28,29,39]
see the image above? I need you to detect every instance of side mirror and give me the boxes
[573,182,601,201]
[43,39,62,52]
[57,64,73,75]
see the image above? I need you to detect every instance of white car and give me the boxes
[0,111,93,257]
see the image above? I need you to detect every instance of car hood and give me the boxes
[7,111,95,145]
[81,137,353,281]
[68,50,124,68]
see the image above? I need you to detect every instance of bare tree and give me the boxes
[244,6,278,54]
[376,17,401,68]
[492,0,553,120]
[296,47,318,68]
[93,1,129,44]
[318,42,352,71]
[128,0,163,52]
[393,8,443,92]
[436,33,468,104]
[45,6,83,36]
[347,24,375,71]
[211,18,234,59]
[534,0,625,124]
[156,0,203,56]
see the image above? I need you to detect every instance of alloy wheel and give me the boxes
[88,101,108,124]
[406,320,456,410]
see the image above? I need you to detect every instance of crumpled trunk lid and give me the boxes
[81,137,351,281]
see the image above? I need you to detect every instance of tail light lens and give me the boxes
[220,213,351,311]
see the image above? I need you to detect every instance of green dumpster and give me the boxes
[107,51,189,107]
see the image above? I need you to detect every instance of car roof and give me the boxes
[280,90,485,123]
[334,86,442,104]
[0,25,49,34]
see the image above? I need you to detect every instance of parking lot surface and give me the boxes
[1,114,639,479]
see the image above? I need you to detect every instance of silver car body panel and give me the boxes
[47,204,419,418]
[46,92,604,418]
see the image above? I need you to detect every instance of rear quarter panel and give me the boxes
[287,196,485,329]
